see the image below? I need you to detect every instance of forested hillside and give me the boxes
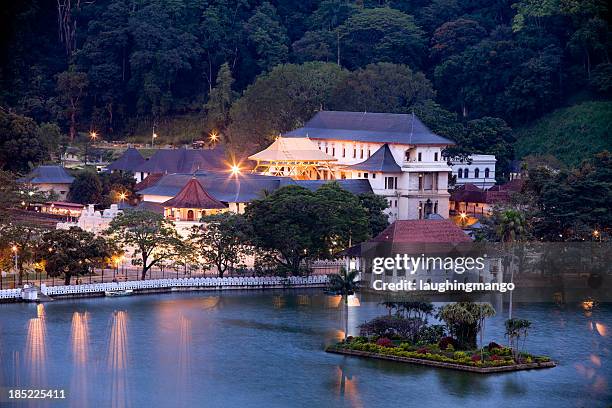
[515,101,612,167]
[0,0,610,173]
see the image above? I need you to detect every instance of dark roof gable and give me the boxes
[18,165,74,184]
[345,144,401,172]
[284,111,454,145]
[134,146,226,174]
[107,147,146,172]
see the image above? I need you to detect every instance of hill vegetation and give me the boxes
[514,101,612,167]
[0,0,610,174]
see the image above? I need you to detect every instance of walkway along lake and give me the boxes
[0,290,610,407]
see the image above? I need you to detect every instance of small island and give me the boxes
[326,301,556,374]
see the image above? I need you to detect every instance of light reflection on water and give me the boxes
[0,292,610,407]
[70,312,89,407]
[107,311,129,408]
[25,305,46,387]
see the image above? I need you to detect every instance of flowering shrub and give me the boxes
[338,341,545,368]
[488,341,502,350]
[438,337,458,350]
[376,337,394,348]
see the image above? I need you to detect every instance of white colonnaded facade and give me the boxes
[450,154,497,189]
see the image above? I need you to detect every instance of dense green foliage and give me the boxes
[36,227,116,285]
[105,210,182,279]
[1,0,609,171]
[244,183,374,274]
[190,212,253,277]
[479,151,612,242]
[514,101,612,166]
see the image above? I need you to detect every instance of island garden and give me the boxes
[327,300,555,373]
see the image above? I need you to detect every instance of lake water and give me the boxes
[0,290,610,407]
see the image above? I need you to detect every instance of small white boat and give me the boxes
[104,289,134,297]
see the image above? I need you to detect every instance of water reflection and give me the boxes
[175,316,192,408]
[594,322,607,336]
[25,304,47,387]
[297,294,311,306]
[273,295,285,309]
[107,311,130,408]
[326,295,342,308]
[70,312,90,407]
[334,365,363,408]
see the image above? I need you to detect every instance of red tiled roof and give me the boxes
[162,178,227,209]
[451,180,523,205]
[372,220,472,243]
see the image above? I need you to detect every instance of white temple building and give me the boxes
[249,111,455,221]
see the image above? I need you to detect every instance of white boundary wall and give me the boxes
[0,275,329,300]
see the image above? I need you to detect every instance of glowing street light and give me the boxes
[209,131,218,142]
[593,229,602,242]
[118,192,127,203]
[89,131,98,140]
[11,245,18,273]
[230,164,241,176]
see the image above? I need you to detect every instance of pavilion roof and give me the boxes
[344,144,401,173]
[248,137,336,162]
[162,177,227,209]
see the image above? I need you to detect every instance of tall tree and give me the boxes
[205,62,236,133]
[0,109,62,172]
[244,2,289,73]
[105,210,181,280]
[68,170,103,204]
[0,221,47,285]
[337,8,426,69]
[190,212,252,277]
[229,62,347,152]
[56,67,88,140]
[357,192,389,238]
[329,63,435,113]
[37,227,115,285]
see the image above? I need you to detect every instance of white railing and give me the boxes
[0,275,330,300]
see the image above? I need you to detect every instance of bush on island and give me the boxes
[438,336,458,350]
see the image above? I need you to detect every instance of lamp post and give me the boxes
[151,124,158,147]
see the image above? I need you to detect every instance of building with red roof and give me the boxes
[162,178,227,221]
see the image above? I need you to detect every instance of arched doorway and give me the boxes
[187,209,194,221]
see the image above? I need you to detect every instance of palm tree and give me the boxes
[329,267,359,341]
[496,208,528,319]
[474,303,496,360]
[505,318,532,361]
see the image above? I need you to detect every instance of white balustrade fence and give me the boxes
[0,275,330,300]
